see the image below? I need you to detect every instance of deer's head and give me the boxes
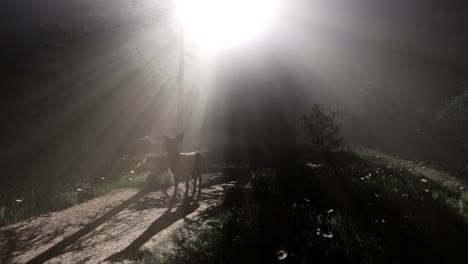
[162,134,184,153]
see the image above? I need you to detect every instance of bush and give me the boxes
[302,103,343,154]
[419,84,468,177]
[431,87,468,150]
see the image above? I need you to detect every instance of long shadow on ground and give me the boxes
[9,173,225,264]
[25,190,149,264]
[106,201,200,262]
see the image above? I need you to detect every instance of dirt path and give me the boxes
[0,174,234,264]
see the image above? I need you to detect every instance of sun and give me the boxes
[176,0,279,51]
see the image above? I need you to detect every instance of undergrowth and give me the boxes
[140,148,468,263]
[0,156,172,226]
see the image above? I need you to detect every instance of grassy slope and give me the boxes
[141,147,468,264]
[352,147,468,218]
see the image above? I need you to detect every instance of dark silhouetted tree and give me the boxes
[302,103,342,154]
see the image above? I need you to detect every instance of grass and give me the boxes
[350,147,468,218]
[0,166,173,226]
[352,147,466,190]
[3,146,468,262]
[137,147,468,263]
[0,151,172,226]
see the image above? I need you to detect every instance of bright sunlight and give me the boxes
[176,0,280,51]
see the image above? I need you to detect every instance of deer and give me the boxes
[162,134,206,202]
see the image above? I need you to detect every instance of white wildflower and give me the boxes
[276,250,288,261]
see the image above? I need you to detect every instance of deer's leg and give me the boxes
[192,171,197,198]
[184,176,190,200]
[197,171,202,199]
[172,176,179,201]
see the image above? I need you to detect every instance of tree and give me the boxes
[302,103,343,154]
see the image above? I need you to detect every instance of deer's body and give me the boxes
[163,135,206,200]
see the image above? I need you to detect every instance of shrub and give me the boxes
[432,87,468,150]
[302,103,343,154]
[418,84,468,177]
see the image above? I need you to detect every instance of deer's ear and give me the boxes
[175,134,184,141]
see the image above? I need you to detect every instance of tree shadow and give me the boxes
[106,201,200,262]
[0,173,227,264]
[24,190,149,264]
[0,220,68,264]
[104,175,232,262]
[7,173,221,263]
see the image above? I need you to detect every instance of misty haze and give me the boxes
[1,0,468,263]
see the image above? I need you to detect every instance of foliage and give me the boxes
[148,149,468,264]
[302,103,343,153]
[0,152,171,226]
[428,86,468,150]
[417,84,468,177]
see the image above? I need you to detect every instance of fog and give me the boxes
[1,0,467,184]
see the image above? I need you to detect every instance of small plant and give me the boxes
[146,170,174,191]
[302,103,343,154]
